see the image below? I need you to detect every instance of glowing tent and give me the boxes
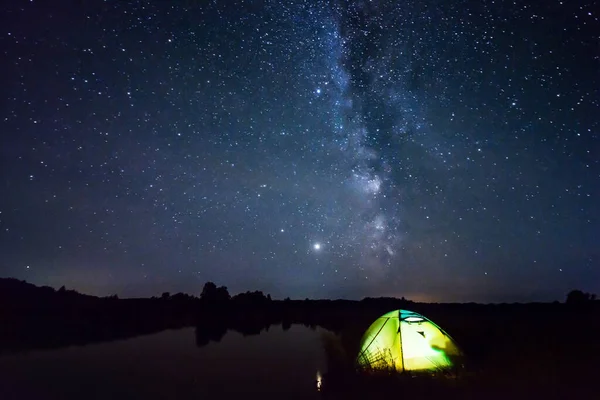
[356,309,462,372]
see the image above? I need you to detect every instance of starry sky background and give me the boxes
[1,0,598,302]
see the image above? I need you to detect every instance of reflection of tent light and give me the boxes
[316,371,322,391]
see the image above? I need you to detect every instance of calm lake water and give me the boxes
[0,325,329,399]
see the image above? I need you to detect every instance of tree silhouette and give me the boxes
[201,282,217,298]
[566,289,595,305]
[200,282,230,304]
[232,290,271,305]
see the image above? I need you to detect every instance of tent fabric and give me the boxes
[356,309,462,372]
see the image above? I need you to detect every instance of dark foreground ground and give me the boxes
[1,278,598,399]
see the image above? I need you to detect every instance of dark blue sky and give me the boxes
[1,0,597,302]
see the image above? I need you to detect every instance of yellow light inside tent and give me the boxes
[356,309,461,372]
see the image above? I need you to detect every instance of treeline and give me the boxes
[0,277,599,357]
[1,278,598,312]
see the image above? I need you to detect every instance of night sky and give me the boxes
[1,0,598,302]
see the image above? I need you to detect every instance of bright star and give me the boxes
[313,243,321,250]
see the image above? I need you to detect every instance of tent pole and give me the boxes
[398,311,404,373]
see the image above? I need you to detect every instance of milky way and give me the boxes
[0,0,598,302]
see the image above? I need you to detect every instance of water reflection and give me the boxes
[2,303,597,399]
[0,325,328,400]
[316,370,322,391]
